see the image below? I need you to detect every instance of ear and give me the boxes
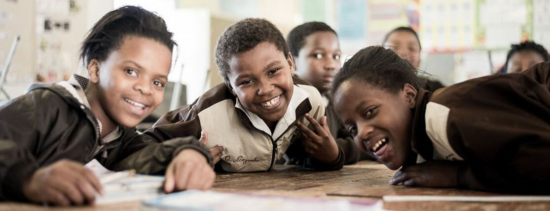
[224,80,237,96]
[87,59,100,83]
[403,84,417,108]
[287,52,296,74]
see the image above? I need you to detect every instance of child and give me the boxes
[151,18,344,172]
[383,27,444,92]
[501,41,549,73]
[286,22,371,164]
[0,6,214,206]
[332,46,550,194]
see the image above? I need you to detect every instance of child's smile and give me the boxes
[91,36,172,128]
[334,79,416,170]
[227,42,295,130]
[123,97,152,117]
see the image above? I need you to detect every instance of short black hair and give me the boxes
[215,18,289,82]
[502,41,549,73]
[332,46,423,95]
[286,21,338,57]
[80,6,176,67]
[382,26,421,50]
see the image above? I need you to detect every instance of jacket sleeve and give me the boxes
[447,62,550,193]
[109,105,212,174]
[0,89,64,201]
[109,132,213,174]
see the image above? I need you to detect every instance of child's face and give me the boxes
[294,32,341,94]
[92,36,171,128]
[384,31,421,69]
[226,42,295,127]
[507,50,545,73]
[333,79,415,170]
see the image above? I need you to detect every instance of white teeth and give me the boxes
[125,98,146,110]
[372,138,387,152]
[261,95,280,107]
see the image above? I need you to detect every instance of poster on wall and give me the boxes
[475,0,532,50]
[419,0,475,52]
[367,0,419,46]
[533,0,550,50]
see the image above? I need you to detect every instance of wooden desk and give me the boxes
[2,161,549,211]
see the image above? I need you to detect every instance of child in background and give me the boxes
[286,22,371,164]
[0,6,214,206]
[501,41,549,73]
[332,46,550,194]
[383,27,444,92]
[151,18,344,172]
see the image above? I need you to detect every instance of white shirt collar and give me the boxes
[235,85,309,140]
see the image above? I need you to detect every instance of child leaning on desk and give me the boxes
[0,6,214,206]
[332,46,550,194]
[147,18,345,173]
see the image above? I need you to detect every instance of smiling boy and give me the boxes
[151,18,344,172]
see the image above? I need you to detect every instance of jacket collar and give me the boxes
[235,84,311,140]
[406,88,434,165]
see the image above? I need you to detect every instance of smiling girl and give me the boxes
[333,46,550,194]
[0,6,214,206]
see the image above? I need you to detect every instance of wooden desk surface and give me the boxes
[2,161,549,211]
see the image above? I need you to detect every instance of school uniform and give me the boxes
[409,62,550,193]
[323,93,373,164]
[150,77,345,172]
[0,75,212,201]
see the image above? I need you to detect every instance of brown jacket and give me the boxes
[409,62,550,194]
[148,77,344,172]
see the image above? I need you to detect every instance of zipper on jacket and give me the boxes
[268,138,277,170]
[80,105,101,160]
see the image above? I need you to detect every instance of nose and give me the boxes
[396,49,409,60]
[257,80,274,96]
[355,123,374,147]
[323,56,336,72]
[134,77,152,96]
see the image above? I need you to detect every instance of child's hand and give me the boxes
[23,160,102,206]
[389,161,460,188]
[296,114,339,163]
[164,149,216,193]
[199,131,224,164]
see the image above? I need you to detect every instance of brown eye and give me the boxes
[153,80,165,88]
[333,54,341,60]
[363,107,377,119]
[125,68,137,77]
[314,53,323,59]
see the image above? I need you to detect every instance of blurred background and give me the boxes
[0,0,548,116]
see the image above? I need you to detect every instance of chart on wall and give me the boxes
[533,0,550,50]
[474,0,532,50]
[419,0,475,52]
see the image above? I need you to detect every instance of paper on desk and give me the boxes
[85,159,113,175]
[144,190,382,211]
[85,159,165,204]
[384,195,550,202]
